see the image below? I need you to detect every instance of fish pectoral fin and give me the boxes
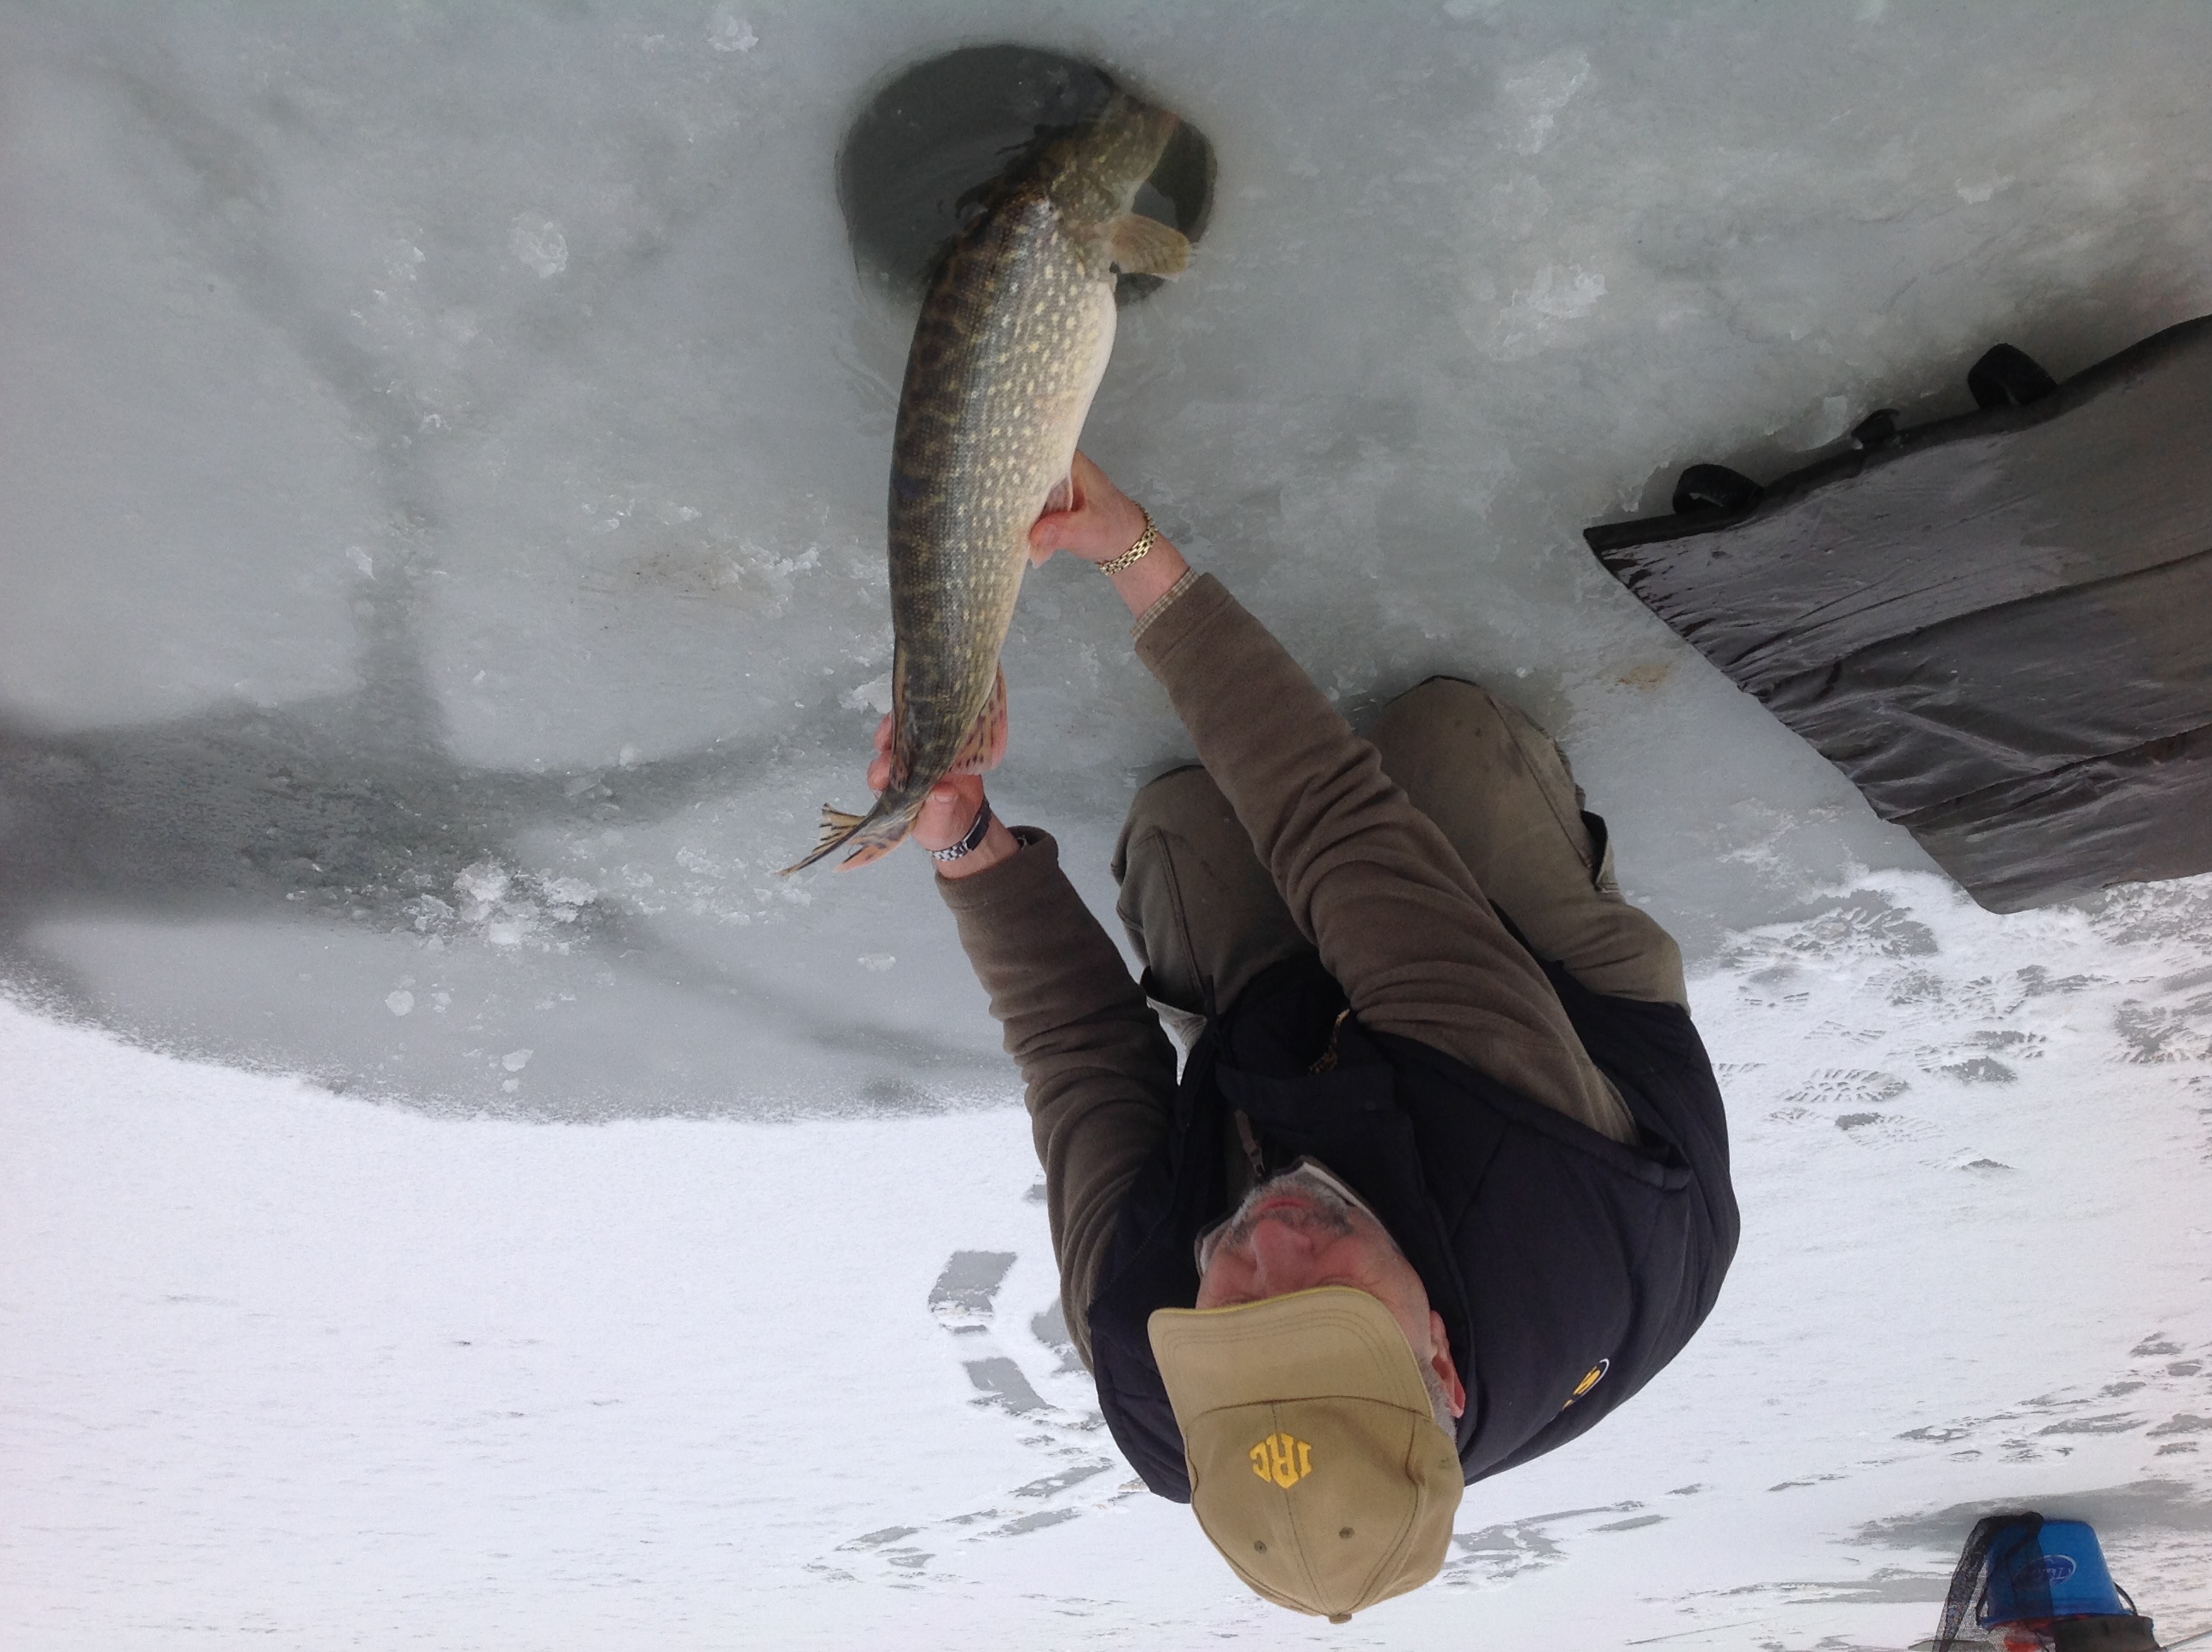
[949,664,1010,776]
[1108,213,1191,278]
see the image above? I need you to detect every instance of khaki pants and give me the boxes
[1111,677,1687,1052]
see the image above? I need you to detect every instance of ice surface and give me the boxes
[4,0,2212,1110]
[5,2,2211,1115]
[2,2,2211,1643]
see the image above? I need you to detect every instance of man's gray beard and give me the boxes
[1212,1166,1458,1438]
[1211,1165,1360,1257]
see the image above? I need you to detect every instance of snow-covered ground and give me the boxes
[4,3,2211,1647]
[9,873,2211,1649]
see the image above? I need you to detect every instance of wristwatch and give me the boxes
[930,799,994,863]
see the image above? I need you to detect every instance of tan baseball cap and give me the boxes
[1148,1287,1464,1622]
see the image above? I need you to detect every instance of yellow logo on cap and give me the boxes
[1249,1432,1313,1490]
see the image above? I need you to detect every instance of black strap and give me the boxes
[928,798,994,861]
[1851,408,1901,450]
[1967,342,2059,410]
[1670,462,1763,517]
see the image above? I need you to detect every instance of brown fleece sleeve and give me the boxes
[937,827,1179,1370]
[1134,575,1633,1140]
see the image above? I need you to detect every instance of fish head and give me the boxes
[1041,87,1182,230]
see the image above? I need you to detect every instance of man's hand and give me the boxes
[1029,451,1191,618]
[1027,451,1152,567]
[868,715,1020,879]
[858,451,1183,880]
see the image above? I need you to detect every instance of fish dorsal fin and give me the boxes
[888,642,913,791]
[950,663,1010,776]
[1108,214,1190,278]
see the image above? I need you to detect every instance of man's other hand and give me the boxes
[1028,451,1152,567]
[868,715,1019,879]
[1029,451,1191,619]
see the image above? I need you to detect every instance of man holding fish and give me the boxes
[860,453,1738,1622]
[808,81,1735,1622]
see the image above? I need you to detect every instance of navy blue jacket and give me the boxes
[1085,951,1738,1498]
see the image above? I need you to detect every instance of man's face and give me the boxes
[1193,1166,1465,1419]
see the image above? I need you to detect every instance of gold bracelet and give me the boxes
[1098,510,1160,576]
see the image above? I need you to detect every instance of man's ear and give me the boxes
[1429,1309,1467,1418]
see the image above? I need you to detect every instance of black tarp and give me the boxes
[1586,315,2212,913]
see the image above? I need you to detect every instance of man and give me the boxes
[867,453,1738,1621]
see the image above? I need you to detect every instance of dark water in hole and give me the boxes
[837,44,1214,306]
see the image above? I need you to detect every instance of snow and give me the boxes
[8,872,2210,1648]
[3,3,2211,1647]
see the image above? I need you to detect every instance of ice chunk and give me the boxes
[708,9,757,53]
[1503,50,1591,155]
[509,218,568,278]
[842,674,894,715]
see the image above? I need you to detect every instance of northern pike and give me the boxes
[783,89,1189,874]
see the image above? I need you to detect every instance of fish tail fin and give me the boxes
[778,805,871,880]
[832,795,925,871]
[834,833,904,871]
[779,804,873,876]
[949,664,1009,776]
[779,794,928,876]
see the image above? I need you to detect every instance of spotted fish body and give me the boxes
[783,90,1187,874]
